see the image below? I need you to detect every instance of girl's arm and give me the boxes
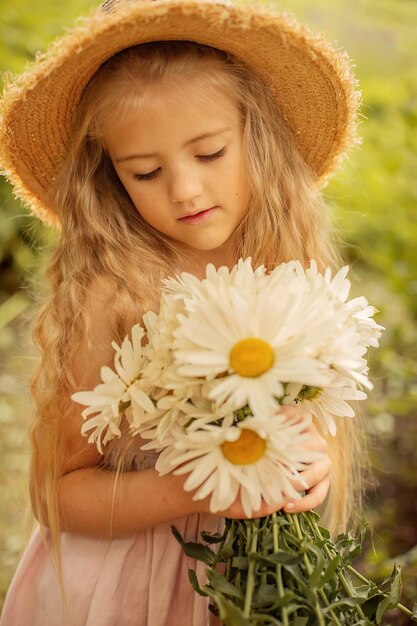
[57,462,207,537]
[56,423,330,538]
[54,413,330,538]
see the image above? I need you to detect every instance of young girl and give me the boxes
[0,0,365,624]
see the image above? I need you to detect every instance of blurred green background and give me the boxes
[0,0,416,621]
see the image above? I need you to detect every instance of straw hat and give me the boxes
[0,0,360,229]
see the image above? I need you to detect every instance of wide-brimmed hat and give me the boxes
[0,0,360,229]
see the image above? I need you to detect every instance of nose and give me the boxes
[167,166,203,205]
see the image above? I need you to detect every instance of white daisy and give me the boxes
[162,258,268,313]
[172,275,336,417]
[301,261,351,303]
[112,323,147,384]
[71,323,155,452]
[287,263,383,389]
[317,320,374,390]
[136,392,220,442]
[347,299,384,348]
[74,367,128,453]
[156,414,322,517]
[304,261,384,350]
[141,291,185,388]
[284,380,367,436]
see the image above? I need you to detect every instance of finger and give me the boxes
[278,404,312,424]
[219,493,286,520]
[236,496,286,519]
[297,429,328,452]
[283,477,330,514]
[290,456,332,491]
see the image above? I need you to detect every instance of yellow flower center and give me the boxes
[221,429,266,465]
[296,385,323,402]
[230,338,274,377]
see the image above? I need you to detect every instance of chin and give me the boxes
[187,239,229,252]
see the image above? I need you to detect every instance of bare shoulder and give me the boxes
[74,277,121,378]
[62,276,125,473]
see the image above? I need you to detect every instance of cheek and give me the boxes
[126,185,157,217]
[226,146,250,195]
[231,163,251,209]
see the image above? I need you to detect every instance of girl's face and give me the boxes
[105,77,251,267]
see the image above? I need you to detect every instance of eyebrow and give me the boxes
[115,127,232,163]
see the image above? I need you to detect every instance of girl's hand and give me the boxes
[203,405,331,519]
[281,405,331,515]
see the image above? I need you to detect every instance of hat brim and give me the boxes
[0,0,360,228]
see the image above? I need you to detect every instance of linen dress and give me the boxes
[1,439,223,626]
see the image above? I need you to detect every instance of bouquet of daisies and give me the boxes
[72,259,415,625]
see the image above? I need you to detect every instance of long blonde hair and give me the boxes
[29,41,367,556]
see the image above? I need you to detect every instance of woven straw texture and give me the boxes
[0,0,361,228]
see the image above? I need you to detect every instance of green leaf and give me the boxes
[285,601,313,615]
[187,568,208,597]
[362,593,383,620]
[380,561,402,589]
[248,612,282,625]
[283,564,310,595]
[200,530,225,544]
[335,530,354,548]
[323,597,368,612]
[271,592,296,610]
[375,564,403,623]
[253,584,294,609]
[221,535,236,558]
[320,554,341,585]
[206,569,243,600]
[355,583,381,600]
[232,556,248,570]
[307,543,325,589]
[292,618,309,626]
[253,584,276,607]
[271,516,291,529]
[316,525,330,540]
[171,525,216,565]
[250,550,303,566]
[204,590,251,626]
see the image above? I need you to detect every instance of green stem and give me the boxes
[212,525,229,571]
[272,513,289,626]
[290,514,326,626]
[309,514,368,621]
[260,518,268,587]
[225,520,236,581]
[243,519,259,617]
[235,521,245,591]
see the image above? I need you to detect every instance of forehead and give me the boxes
[103,77,241,152]
[101,73,240,133]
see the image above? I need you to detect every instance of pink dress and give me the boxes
[1,443,223,626]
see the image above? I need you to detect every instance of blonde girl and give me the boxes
[0,0,364,624]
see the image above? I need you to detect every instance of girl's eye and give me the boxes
[133,148,226,181]
[197,147,226,162]
[134,168,160,181]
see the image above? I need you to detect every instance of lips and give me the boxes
[178,206,217,225]
[179,207,215,219]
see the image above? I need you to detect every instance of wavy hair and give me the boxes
[29,41,368,564]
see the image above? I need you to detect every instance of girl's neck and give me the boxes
[177,242,236,279]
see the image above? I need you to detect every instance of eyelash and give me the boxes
[133,147,226,181]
